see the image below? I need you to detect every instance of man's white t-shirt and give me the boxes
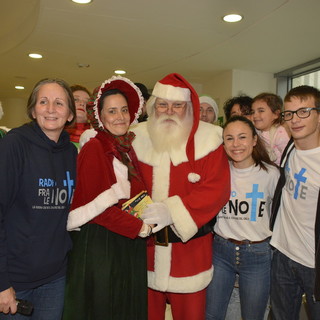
[270,147,320,268]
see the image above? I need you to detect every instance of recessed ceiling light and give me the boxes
[15,86,25,90]
[72,0,92,4]
[223,14,243,23]
[28,53,43,59]
[114,70,126,75]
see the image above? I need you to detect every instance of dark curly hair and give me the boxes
[223,95,253,120]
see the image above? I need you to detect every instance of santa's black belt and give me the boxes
[154,224,212,246]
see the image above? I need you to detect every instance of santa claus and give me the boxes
[131,73,231,320]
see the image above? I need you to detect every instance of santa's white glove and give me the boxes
[79,129,98,149]
[142,202,173,233]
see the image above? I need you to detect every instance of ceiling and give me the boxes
[1,0,320,100]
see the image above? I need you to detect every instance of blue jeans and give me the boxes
[206,235,271,320]
[225,284,241,320]
[225,286,271,320]
[0,276,66,320]
[271,249,320,320]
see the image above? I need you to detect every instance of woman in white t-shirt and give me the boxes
[206,116,280,320]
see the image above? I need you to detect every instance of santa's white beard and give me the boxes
[147,112,193,153]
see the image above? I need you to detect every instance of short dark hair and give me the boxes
[284,85,320,109]
[98,89,128,113]
[70,84,91,97]
[223,95,253,120]
[27,78,76,126]
[134,83,150,101]
[223,115,276,171]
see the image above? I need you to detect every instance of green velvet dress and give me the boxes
[62,131,148,320]
[63,224,147,320]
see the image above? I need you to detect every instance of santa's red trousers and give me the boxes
[148,288,206,320]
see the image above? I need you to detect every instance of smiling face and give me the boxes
[73,90,90,123]
[284,96,320,150]
[100,93,130,136]
[251,99,279,131]
[223,120,257,169]
[32,83,74,142]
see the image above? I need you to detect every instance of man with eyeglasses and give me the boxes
[131,73,230,320]
[270,85,320,319]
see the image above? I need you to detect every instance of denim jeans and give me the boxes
[206,235,271,320]
[225,284,241,320]
[271,249,320,320]
[225,286,271,320]
[0,276,66,320]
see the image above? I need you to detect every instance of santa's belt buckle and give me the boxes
[154,227,169,246]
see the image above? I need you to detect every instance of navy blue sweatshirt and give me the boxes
[0,121,77,291]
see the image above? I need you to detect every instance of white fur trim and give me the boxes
[131,121,222,166]
[164,196,198,242]
[67,157,130,231]
[148,244,213,293]
[79,128,97,150]
[188,172,201,183]
[151,152,171,201]
[153,82,191,102]
[152,244,172,291]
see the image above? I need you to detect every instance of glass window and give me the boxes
[275,58,320,97]
[292,69,320,89]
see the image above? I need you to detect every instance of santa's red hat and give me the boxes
[152,73,201,183]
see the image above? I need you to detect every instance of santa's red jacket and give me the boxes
[131,121,230,293]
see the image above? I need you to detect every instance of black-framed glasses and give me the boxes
[281,107,320,121]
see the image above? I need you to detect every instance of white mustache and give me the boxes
[157,114,182,126]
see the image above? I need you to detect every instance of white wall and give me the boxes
[201,70,233,123]
[199,69,277,123]
[232,69,277,97]
[0,70,277,129]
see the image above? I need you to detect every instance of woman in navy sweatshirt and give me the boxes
[0,78,77,319]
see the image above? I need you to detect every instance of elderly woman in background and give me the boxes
[0,78,77,319]
[63,76,152,320]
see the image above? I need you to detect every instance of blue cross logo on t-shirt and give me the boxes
[246,184,264,221]
[293,168,307,200]
[63,171,74,203]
